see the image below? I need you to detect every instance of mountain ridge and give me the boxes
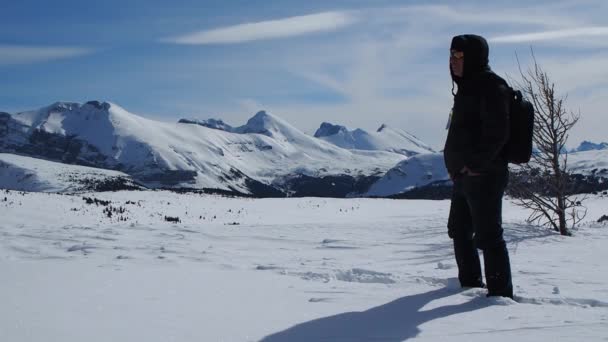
[313,121,434,157]
[1,101,407,196]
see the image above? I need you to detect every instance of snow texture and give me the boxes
[1,189,607,341]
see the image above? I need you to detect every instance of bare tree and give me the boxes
[508,51,587,236]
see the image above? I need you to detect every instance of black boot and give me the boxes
[483,242,513,299]
[453,238,484,288]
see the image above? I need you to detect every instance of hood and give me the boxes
[450,34,490,83]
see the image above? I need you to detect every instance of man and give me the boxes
[444,34,513,299]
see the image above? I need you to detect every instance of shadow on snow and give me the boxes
[261,284,491,342]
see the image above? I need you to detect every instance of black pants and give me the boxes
[447,169,513,298]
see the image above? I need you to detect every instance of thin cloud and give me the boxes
[166,11,357,45]
[0,45,93,65]
[490,26,608,43]
[392,4,584,28]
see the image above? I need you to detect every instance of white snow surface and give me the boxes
[0,153,138,192]
[315,123,435,157]
[1,189,607,341]
[366,152,449,197]
[8,102,406,192]
[567,149,608,177]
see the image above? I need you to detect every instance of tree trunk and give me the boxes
[557,198,569,236]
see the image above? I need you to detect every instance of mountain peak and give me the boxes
[44,101,113,115]
[180,110,299,139]
[47,101,81,113]
[84,100,111,111]
[245,110,270,126]
[253,110,269,118]
[315,121,434,156]
[238,110,284,137]
[314,122,347,138]
[572,140,608,152]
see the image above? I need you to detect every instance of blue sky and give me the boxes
[2,0,607,149]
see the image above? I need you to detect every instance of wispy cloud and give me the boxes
[233,3,604,148]
[165,11,357,45]
[491,26,608,43]
[396,4,583,28]
[0,45,93,65]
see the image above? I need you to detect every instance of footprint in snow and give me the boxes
[436,262,454,270]
[334,268,396,284]
[309,298,333,303]
[514,296,608,308]
[255,265,284,271]
[67,244,97,253]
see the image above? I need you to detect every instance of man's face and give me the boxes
[450,49,464,77]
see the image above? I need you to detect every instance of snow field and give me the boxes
[1,190,607,341]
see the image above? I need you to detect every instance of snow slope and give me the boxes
[567,149,608,177]
[0,153,141,192]
[4,102,406,193]
[366,152,449,197]
[1,190,607,341]
[314,122,434,156]
[365,149,608,198]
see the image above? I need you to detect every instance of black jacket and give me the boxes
[444,35,510,175]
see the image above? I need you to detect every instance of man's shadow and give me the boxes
[261,282,490,342]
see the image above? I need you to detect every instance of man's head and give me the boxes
[450,34,490,80]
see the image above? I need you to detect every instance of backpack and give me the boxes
[505,87,535,164]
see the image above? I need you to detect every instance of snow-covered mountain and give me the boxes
[314,122,434,157]
[8,101,604,198]
[1,101,406,195]
[0,153,142,192]
[567,149,608,177]
[364,148,608,198]
[570,141,608,153]
[179,112,290,137]
[365,152,449,197]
